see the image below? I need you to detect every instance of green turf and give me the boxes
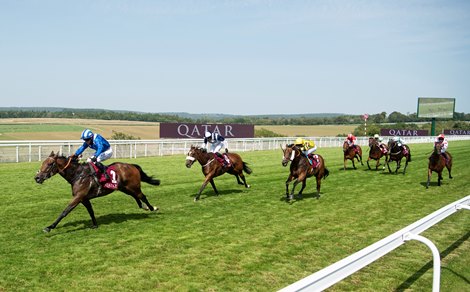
[0,141,469,291]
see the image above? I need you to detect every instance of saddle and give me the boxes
[307,154,320,169]
[213,153,232,167]
[379,145,388,154]
[89,163,118,190]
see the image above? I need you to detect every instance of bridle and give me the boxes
[283,146,300,162]
[39,155,72,177]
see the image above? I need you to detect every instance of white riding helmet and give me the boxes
[204,131,212,138]
[374,134,380,139]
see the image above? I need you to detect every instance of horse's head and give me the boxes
[185,145,201,168]
[281,144,298,167]
[342,141,349,152]
[34,151,67,184]
[434,142,442,154]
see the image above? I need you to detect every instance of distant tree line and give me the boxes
[1,109,469,125]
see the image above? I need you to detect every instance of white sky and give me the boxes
[1,0,469,115]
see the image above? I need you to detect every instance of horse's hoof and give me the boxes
[288,195,294,200]
[247,185,251,188]
[43,227,51,233]
[90,225,98,229]
[152,206,159,212]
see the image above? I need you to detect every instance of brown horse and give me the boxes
[386,140,412,174]
[185,146,252,201]
[426,143,453,188]
[343,141,363,170]
[281,144,329,200]
[367,137,388,170]
[34,151,160,232]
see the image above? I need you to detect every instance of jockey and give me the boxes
[345,133,358,153]
[434,133,449,160]
[202,131,229,166]
[392,136,408,155]
[374,134,387,153]
[74,129,113,179]
[294,137,318,167]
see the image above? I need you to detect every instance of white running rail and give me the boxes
[279,195,470,292]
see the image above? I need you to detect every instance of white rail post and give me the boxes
[403,233,440,292]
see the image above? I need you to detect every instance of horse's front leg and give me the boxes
[289,179,300,200]
[195,176,213,201]
[426,169,432,189]
[343,157,347,170]
[81,199,98,229]
[366,158,372,170]
[209,179,219,195]
[44,196,82,233]
[285,174,294,198]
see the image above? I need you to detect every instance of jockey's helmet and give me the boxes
[347,133,353,140]
[438,134,445,140]
[204,131,212,139]
[81,129,93,140]
[374,134,380,139]
[295,137,304,145]
[393,136,400,142]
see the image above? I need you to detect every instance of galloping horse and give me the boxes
[281,144,329,200]
[367,137,388,170]
[386,140,411,174]
[426,143,453,188]
[185,146,252,201]
[343,141,363,170]
[35,151,160,232]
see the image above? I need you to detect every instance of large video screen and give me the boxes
[417,97,455,119]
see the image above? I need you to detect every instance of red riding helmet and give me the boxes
[347,133,353,140]
[438,134,445,140]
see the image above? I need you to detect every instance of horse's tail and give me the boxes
[133,164,161,186]
[323,168,330,179]
[243,162,253,175]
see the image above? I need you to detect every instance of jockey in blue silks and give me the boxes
[74,129,113,178]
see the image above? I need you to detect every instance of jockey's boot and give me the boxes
[95,161,110,180]
[215,152,226,166]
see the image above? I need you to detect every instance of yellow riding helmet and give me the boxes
[295,137,304,145]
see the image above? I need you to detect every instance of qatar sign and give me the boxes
[160,123,254,139]
[443,129,470,135]
[380,129,429,136]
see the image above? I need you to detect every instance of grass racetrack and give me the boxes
[0,140,469,291]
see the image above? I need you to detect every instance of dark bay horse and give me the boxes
[35,151,160,232]
[343,141,363,170]
[282,144,329,200]
[386,140,412,174]
[367,137,388,170]
[426,143,453,188]
[185,146,252,201]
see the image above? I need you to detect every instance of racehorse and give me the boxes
[281,144,329,200]
[385,139,412,174]
[34,151,160,232]
[185,146,252,201]
[343,141,363,170]
[367,137,388,170]
[426,143,452,188]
